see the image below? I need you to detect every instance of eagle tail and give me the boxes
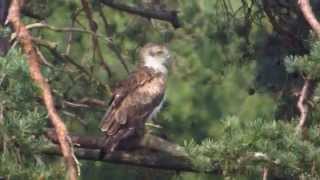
[99,128,135,158]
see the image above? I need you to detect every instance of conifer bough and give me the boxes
[7,0,79,179]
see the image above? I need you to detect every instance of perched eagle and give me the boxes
[100,43,171,153]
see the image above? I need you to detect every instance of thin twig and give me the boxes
[65,8,83,55]
[78,97,107,107]
[81,0,112,77]
[10,22,111,42]
[7,1,79,179]
[33,37,112,95]
[98,4,130,74]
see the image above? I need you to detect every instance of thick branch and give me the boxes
[100,0,180,28]
[298,0,320,37]
[44,130,215,173]
[7,1,79,179]
[44,129,201,172]
[45,129,187,157]
[44,146,197,173]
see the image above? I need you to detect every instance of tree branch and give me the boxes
[45,129,187,157]
[11,22,111,42]
[43,130,290,179]
[43,146,198,173]
[7,1,79,179]
[298,0,320,38]
[44,129,210,173]
[81,0,112,77]
[100,0,181,28]
[296,78,311,133]
[32,37,112,95]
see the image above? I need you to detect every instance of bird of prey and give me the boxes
[100,43,171,153]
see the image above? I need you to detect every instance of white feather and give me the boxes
[143,56,168,74]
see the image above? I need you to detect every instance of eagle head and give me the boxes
[139,43,171,74]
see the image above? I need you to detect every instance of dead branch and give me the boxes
[100,0,180,28]
[7,0,79,179]
[298,0,320,38]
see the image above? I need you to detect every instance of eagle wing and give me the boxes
[100,67,165,152]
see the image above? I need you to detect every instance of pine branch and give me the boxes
[7,1,79,179]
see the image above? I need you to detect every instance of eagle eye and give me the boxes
[149,49,163,57]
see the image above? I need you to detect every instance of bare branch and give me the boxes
[81,0,112,77]
[97,5,130,74]
[78,97,107,107]
[7,1,79,179]
[11,22,111,42]
[100,0,180,28]
[32,37,112,95]
[296,78,311,133]
[298,0,320,37]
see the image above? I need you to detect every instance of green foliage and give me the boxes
[285,41,320,79]
[2,0,320,179]
[185,116,320,178]
[0,50,65,179]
